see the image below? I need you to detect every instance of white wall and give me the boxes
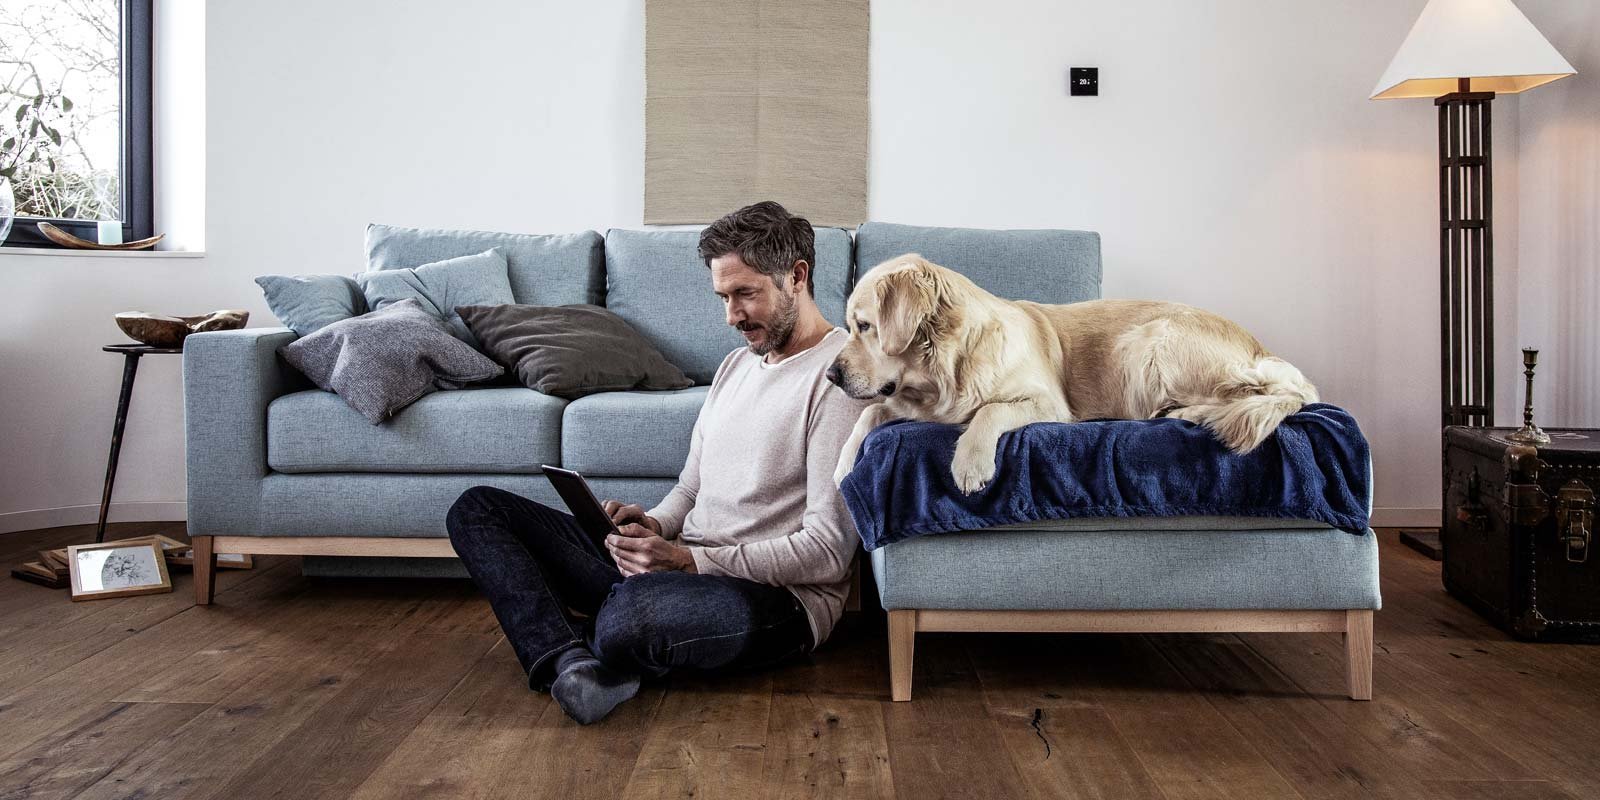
[870,0,1522,521]
[3,0,1560,530]
[1515,1,1599,429]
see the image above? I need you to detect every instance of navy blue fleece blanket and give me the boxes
[838,403,1370,550]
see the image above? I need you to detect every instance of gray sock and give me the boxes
[550,645,640,725]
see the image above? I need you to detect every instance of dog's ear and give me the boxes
[873,261,938,357]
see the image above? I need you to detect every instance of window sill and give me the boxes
[0,246,205,259]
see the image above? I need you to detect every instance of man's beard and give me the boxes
[740,289,798,356]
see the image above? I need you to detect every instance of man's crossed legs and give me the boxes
[446,486,813,723]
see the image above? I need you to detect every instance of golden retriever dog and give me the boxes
[825,255,1319,494]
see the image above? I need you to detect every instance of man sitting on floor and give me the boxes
[447,201,872,724]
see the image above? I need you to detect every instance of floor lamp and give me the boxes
[1370,0,1575,557]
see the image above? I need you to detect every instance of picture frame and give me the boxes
[167,549,254,570]
[67,540,173,601]
[105,534,188,556]
[39,548,70,572]
[12,562,68,589]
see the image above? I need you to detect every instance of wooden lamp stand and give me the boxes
[1401,79,1496,561]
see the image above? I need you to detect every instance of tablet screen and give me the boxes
[541,465,620,545]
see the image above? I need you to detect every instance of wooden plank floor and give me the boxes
[1,523,1596,800]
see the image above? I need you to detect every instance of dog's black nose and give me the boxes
[879,381,897,397]
[825,364,843,386]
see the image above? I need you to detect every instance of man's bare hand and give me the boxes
[606,524,696,576]
[601,500,662,537]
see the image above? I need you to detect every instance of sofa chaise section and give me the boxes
[850,222,1379,702]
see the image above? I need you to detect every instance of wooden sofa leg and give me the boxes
[1345,609,1373,700]
[192,535,217,606]
[889,609,916,701]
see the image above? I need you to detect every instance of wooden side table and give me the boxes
[96,344,182,543]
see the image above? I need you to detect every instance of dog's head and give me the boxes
[826,254,962,401]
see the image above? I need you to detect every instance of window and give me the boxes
[0,0,151,248]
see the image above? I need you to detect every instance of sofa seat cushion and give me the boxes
[249,474,680,538]
[561,386,708,478]
[871,525,1381,611]
[268,387,565,473]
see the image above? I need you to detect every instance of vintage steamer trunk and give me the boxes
[1442,426,1600,641]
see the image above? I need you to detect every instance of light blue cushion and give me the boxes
[365,223,605,307]
[854,222,1102,304]
[267,387,565,474]
[252,474,678,538]
[357,249,514,346]
[561,386,709,478]
[871,526,1381,611]
[603,227,853,384]
[297,475,680,576]
[254,274,368,336]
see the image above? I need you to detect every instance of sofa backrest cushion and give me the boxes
[365,224,605,307]
[603,226,853,384]
[853,222,1102,305]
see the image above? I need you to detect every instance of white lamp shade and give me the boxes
[1371,0,1575,99]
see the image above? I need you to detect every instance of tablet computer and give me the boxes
[540,465,621,546]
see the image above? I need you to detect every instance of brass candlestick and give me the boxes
[1507,347,1551,445]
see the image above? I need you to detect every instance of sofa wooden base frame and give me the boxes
[191,536,456,606]
[189,535,866,611]
[886,608,1375,702]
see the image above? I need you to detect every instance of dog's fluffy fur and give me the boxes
[828,255,1319,493]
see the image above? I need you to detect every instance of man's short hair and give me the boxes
[697,201,817,297]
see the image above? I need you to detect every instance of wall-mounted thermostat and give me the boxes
[1070,67,1098,96]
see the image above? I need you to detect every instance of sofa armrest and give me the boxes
[184,327,308,535]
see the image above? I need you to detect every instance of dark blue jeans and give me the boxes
[446,485,813,691]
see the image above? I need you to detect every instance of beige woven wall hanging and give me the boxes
[645,0,869,227]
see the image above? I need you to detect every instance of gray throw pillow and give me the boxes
[280,299,503,424]
[457,304,694,400]
[356,248,514,347]
[254,274,369,336]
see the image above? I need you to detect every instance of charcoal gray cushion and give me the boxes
[854,222,1102,305]
[356,248,514,348]
[365,223,606,307]
[457,303,693,400]
[279,299,503,424]
[254,274,369,336]
[602,227,854,384]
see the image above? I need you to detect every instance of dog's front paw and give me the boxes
[833,460,853,487]
[950,444,997,495]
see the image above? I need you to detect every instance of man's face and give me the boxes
[711,253,800,356]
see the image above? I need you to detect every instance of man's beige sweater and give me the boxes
[647,328,872,648]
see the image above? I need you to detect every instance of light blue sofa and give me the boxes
[183,221,1378,701]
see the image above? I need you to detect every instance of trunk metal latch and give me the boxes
[1503,481,1549,527]
[1557,480,1594,564]
[1455,468,1487,531]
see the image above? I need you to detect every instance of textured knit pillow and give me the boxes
[457,304,694,399]
[280,299,503,423]
[356,248,514,348]
[254,274,369,336]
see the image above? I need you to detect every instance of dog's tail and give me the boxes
[1172,357,1319,454]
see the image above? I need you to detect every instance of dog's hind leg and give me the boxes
[1113,319,1185,419]
[1167,357,1319,454]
